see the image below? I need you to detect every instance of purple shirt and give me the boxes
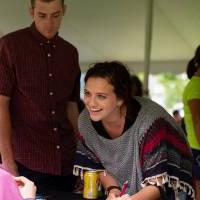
[0,23,81,175]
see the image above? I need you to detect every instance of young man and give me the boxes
[0,0,80,194]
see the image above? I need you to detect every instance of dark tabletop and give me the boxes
[36,191,105,200]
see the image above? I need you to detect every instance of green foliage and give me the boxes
[157,73,188,110]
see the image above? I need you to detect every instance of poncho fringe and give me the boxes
[141,172,195,199]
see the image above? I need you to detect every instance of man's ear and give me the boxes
[29,7,34,17]
[63,4,67,15]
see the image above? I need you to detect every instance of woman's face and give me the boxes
[84,77,123,122]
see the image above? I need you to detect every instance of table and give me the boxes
[37,191,105,200]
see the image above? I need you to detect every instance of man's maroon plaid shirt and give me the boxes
[0,23,81,175]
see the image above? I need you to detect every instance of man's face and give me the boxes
[30,0,65,39]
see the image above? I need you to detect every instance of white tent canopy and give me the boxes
[0,0,200,74]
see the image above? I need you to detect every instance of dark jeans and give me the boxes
[191,148,200,180]
[16,162,77,196]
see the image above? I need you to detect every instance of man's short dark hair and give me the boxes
[31,0,64,8]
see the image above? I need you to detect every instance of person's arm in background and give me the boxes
[188,99,200,145]
[0,95,18,176]
[14,176,36,200]
[66,57,81,136]
[66,101,79,134]
[0,167,36,200]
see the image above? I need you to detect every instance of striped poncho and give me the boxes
[74,97,194,199]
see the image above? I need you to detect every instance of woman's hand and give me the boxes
[14,176,36,199]
[106,193,130,200]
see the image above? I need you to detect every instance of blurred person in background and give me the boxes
[172,109,186,134]
[130,75,143,97]
[183,45,200,200]
[172,109,182,124]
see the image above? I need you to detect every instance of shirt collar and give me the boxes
[30,22,59,44]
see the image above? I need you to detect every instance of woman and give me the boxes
[0,166,36,200]
[74,61,194,199]
[183,46,200,200]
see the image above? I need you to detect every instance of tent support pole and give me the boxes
[143,0,154,96]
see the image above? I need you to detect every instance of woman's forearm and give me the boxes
[129,185,160,200]
[99,172,121,196]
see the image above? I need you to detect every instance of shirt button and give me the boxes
[51,110,55,115]
[49,92,53,96]
[56,145,60,149]
[49,73,53,77]
[53,127,58,131]
[47,53,51,57]
[53,45,56,48]
[40,43,43,46]
[47,40,50,44]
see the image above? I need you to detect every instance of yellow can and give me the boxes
[83,171,99,199]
